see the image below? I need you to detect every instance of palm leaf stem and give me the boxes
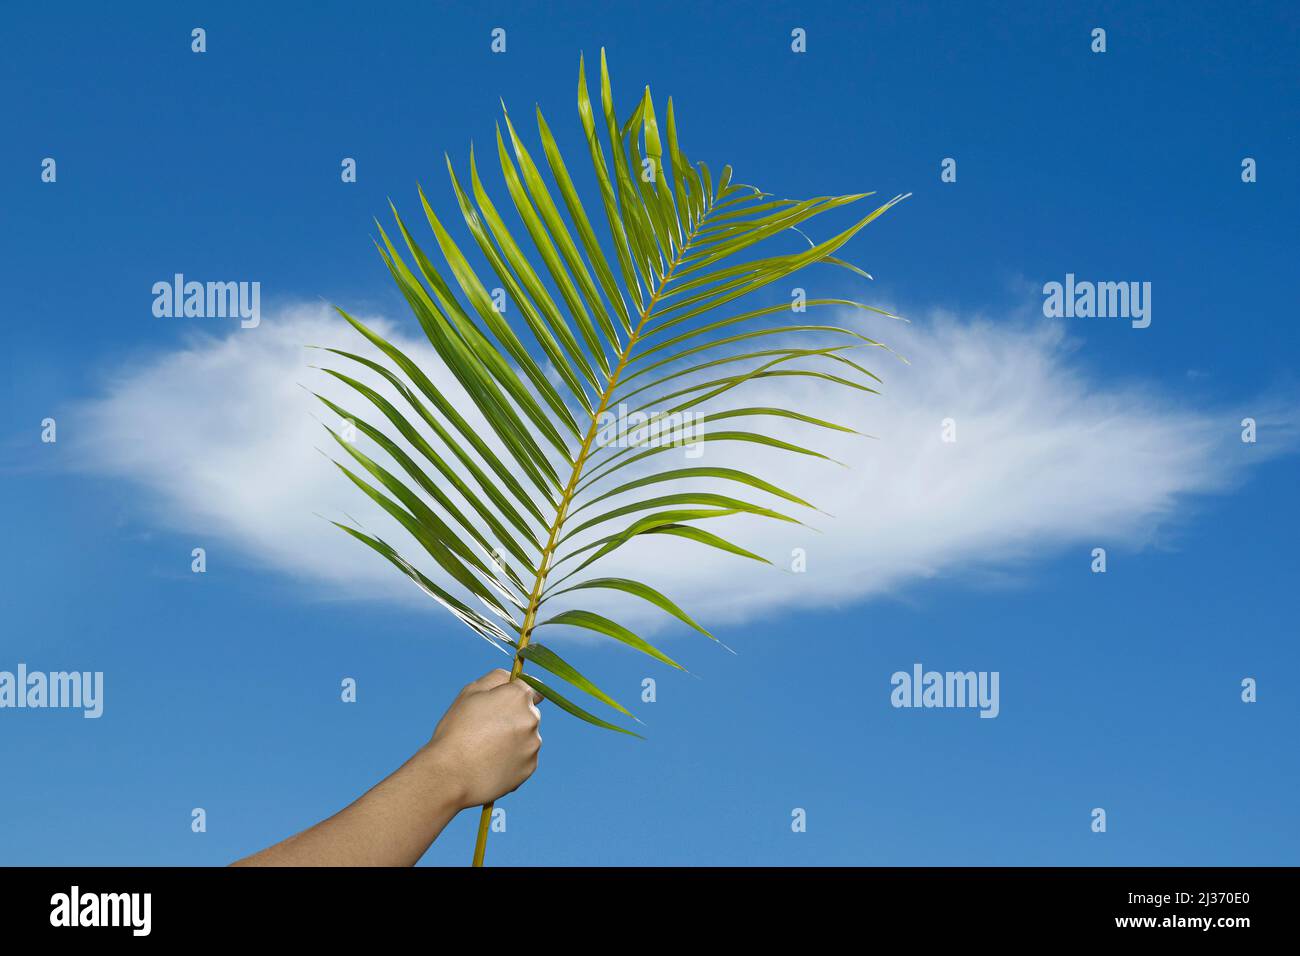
[472,194,713,866]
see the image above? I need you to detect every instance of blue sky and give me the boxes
[2,0,1297,866]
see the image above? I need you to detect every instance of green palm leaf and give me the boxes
[315,50,905,865]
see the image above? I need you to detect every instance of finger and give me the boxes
[472,668,511,692]
[514,680,543,705]
[490,678,543,707]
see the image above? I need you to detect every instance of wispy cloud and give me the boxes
[66,302,1293,633]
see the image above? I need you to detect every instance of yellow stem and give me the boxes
[471,209,708,866]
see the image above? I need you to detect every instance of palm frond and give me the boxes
[316,49,906,736]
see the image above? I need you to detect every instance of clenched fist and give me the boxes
[426,669,543,809]
[233,667,544,866]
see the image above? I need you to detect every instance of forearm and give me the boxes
[232,743,466,867]
[232,669,540,867]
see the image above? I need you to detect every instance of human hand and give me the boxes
[425,668,543,809]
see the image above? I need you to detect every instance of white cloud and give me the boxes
[67,302,1291,636]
